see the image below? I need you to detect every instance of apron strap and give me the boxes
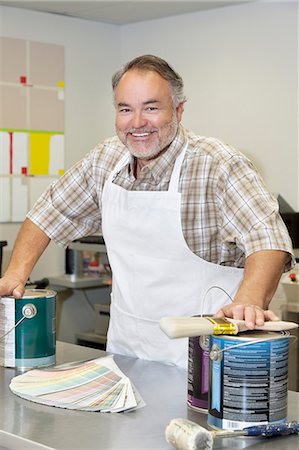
[108,153,130,183]
[107,140,188,193]
[168,141,188,193]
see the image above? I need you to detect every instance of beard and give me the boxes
[117,114,179,161]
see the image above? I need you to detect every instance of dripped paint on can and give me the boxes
[0,289,56,369]
[187,335,210,412]
[208,331,290,430]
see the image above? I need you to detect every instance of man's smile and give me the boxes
[131,132,151,137]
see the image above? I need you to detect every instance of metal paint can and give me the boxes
[0,289,56,369]
[187,335,210,412]
[208,331,290,430]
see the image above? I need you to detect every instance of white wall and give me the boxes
[120,1,299,209]
[0,6,120,279]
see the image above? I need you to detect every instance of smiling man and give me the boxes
[0,55,294,368]
[114,68,183,169]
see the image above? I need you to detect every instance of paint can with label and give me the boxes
[208,331,290,430]
[187,335,210,412]
[0,289,56,369]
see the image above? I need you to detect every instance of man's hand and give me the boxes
[0,273,26,298]
[214,303,279,330]
[0,218,50,300]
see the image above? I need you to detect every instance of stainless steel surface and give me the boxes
[75,331,107,346]
[49,274,107,288]
[68,242,106,253]
[0,341,298,450]
[0,430,54,450]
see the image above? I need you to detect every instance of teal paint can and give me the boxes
[0,289,56,369]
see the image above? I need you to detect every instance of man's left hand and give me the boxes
[214,303,279,330]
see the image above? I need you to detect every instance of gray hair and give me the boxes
[112,55,186,107]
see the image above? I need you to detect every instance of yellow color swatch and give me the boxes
[29,133,51,174]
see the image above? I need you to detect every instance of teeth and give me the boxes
[131,133,149,137]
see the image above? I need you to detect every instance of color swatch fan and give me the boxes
[9,356,145,412]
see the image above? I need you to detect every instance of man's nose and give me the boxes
[131,111,147,128]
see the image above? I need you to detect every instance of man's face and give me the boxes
[115,69,183,161]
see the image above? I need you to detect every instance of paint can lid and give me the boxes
[213,330,290,341]
[22,289,56,299]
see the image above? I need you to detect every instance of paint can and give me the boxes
[0,289,56,369]
[187,335,210,412]
[208,331,290,430]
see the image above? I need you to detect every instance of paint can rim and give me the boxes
[22,289,57,299]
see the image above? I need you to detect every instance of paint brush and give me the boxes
[165,418,299,450]
[159,316,298,339]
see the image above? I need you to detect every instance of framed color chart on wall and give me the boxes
[0,37,65,222]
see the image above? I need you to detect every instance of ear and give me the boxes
[176,102,185,123]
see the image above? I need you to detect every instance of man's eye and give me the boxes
[119,108,131,113]
[146,107,158,111]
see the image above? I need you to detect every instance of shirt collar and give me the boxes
[128,125,188,184]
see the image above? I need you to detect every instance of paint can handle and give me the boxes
[0,303,38,341]
[22,303,37,319]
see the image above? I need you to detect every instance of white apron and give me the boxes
[102,143,244,368]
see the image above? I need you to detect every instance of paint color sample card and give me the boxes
[9,356,145,412]
[0,36,65,222]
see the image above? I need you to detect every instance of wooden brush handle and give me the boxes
[256,320,298,332]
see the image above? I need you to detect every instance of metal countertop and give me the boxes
[0,341,298,450]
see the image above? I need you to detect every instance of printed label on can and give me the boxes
[0,297,16,367]
[188,335,210,411]
[208,333,289,430]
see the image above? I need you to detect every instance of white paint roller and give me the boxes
[166,418,213,450]
[165,418,299,450]
[159,316,298,339]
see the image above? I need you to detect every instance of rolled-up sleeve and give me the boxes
[218,155,295,271]
[27,151,102,247]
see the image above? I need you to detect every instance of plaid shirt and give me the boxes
[28,125,294,270]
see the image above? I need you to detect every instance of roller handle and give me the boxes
[244,422,299,437]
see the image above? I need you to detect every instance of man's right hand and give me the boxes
[0,274,26,298]
[0,218,51,300]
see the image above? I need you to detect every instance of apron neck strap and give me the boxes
[168,140,188,193]
[108,153,130,182]
[108,140,188,192]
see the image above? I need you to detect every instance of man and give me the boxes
[0,55,294,368]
